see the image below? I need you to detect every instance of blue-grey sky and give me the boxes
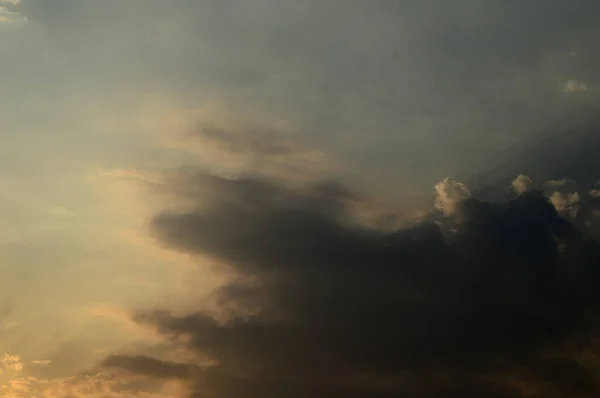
[0,1,599,396]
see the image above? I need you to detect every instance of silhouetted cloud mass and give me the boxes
[101,170,600,397]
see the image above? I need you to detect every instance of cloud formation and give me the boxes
[1,371,186,397]
[0,0,25,25]
[0,353,23,374]
[98,170,600,397]
[0,350,187,397]
[563,79,588,93]
[2,1,600,396]
[434,177,471,215]
[549,191,580,213]
[159,118,335,182]
[512,174,535,194]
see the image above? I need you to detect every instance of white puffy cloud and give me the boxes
[549,191,580,212]
[512,174,534,194]
[434,177,471,216]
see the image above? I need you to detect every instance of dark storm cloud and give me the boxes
[104,171,600,397]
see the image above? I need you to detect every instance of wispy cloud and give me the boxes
[31,359,51,365]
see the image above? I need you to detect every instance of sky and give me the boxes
[1,1,600,397]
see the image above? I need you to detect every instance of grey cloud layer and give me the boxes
[10,0,600,193]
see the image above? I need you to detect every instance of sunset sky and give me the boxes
[1,1,600,397]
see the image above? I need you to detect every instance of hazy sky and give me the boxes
[1,1,600,396]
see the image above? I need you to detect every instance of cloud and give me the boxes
[434,177,471,215]
[85,305,166,346]
[590,184,600,199]
[0,0,26,25]
[31,359,51,365]
[102,355,197,380]
[98,171,600,397]
[0,7,26,24]
[544,178,577,187]
[464,119,600,202]
[563,79,588,93]
[514,178,600,239]
[549,191,580,213]
[167,120,334,182]
[512,174,534,194]
[0,371,187,397]
[0,353,23,374]
[194,125,331,177]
